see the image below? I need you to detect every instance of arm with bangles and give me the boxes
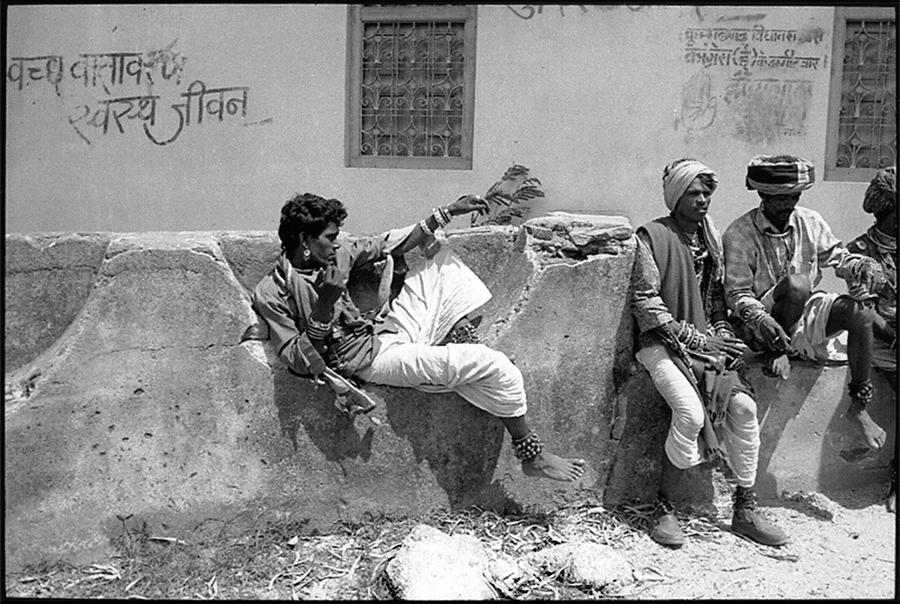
[306,194,490,353]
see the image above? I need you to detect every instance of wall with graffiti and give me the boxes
[6,4,869,254]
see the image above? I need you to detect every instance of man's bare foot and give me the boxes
[521,451,586,481]
[846,398,887,449]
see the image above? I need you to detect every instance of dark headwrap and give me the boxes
[745,154,815,195]
[863,166,896,215]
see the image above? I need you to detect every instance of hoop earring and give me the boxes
[302,246,311,261]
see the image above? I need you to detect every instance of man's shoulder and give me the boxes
[722,209,756,239]
[793,205,828,223]
[251,269,280,306]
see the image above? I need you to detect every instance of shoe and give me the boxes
[732,486,789,546]
[650,495,684,548]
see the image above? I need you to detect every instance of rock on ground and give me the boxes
[526,541,632,590]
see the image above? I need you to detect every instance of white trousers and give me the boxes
[636,342,760,488]
[358,245,528,418]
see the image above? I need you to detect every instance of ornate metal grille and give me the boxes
[836,18,896,170]
[360,20,466,158]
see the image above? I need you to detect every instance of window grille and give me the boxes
[825,8,896,181]
[346,5,477,169]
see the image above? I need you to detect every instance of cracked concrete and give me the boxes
[4,216,895,572]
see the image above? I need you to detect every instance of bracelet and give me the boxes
[419,218,434,237]
[306,316,333,340]
[713,320,735,338]
[432,206,451,228]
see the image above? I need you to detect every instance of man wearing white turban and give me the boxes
[631,158,789,548]
[724,154,890,456]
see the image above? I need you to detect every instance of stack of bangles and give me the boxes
[712,320,735,338]
[306,316,333,340]
[419,205,452,237]
[676,320,707,350]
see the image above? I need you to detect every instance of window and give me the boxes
[825,7,896,181]
[345,4,477,169]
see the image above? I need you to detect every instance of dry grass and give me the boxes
[5,500,683,600]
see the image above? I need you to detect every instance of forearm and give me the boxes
[392,206,453,257]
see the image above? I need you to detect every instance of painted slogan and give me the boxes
[679,22,828,144]
[7,43,251,146]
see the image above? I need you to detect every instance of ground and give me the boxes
[5,478,896,600]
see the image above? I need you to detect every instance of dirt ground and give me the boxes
[5,477,895,600]
[611,481,897,600]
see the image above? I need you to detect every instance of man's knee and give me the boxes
[729,392,758,423]
[673,403,705,436]
[775,273,812,305]
[829,295,875,335]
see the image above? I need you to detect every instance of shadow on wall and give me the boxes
[266,342,518,513]
[745,356,895,510]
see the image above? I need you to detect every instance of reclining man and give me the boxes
[844,166,897,512]
[723,155,889,453]
[631,158,789,548]
[251,191,586,482]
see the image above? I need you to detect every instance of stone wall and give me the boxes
[4,214,895,572]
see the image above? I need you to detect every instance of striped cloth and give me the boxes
[745,154,815,195]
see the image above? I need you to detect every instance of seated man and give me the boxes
[844,167,897,512]
[251,191,586,482]
[631,158,788,548]
[723,155,889,451]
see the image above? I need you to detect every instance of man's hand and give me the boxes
[313,260,347,319]
[858,259,888,294]
[758,315,791,353]
[704,333,747,363]
[448,194,490,217]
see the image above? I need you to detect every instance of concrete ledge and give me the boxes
[5,217,641,571]
[5,218,895,571]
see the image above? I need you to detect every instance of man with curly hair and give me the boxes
[251,192,587,482]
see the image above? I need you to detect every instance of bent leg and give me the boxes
[826,296,886,449]
[360,340,586,481]
[769,273,812,333]
[722,392,761,488]
[385,245,492,346]
[636,343,706,470]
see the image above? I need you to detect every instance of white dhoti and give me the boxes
[636,342,760,488]
[357,245,528,418]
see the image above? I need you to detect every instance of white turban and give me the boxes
[662,159,718,211]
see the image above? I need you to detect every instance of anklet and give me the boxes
[512,430,544,461]
[848,380,874,406]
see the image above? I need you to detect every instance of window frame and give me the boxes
[344,4,477,170]
[824,6,896,182]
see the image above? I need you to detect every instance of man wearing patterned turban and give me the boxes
[631,158,789,548]
[723,155,890,457]
[844,166,897,513]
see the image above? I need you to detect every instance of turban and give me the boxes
[862,166,896,215]
[745,154,815,195]
[662,159,718,211]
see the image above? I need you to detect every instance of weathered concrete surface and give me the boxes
[5,232,112,373]
[5,217,896,573]
[5,218,641,572]
[746,357,896,504]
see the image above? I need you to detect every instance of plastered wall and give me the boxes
[5,4,876,290]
